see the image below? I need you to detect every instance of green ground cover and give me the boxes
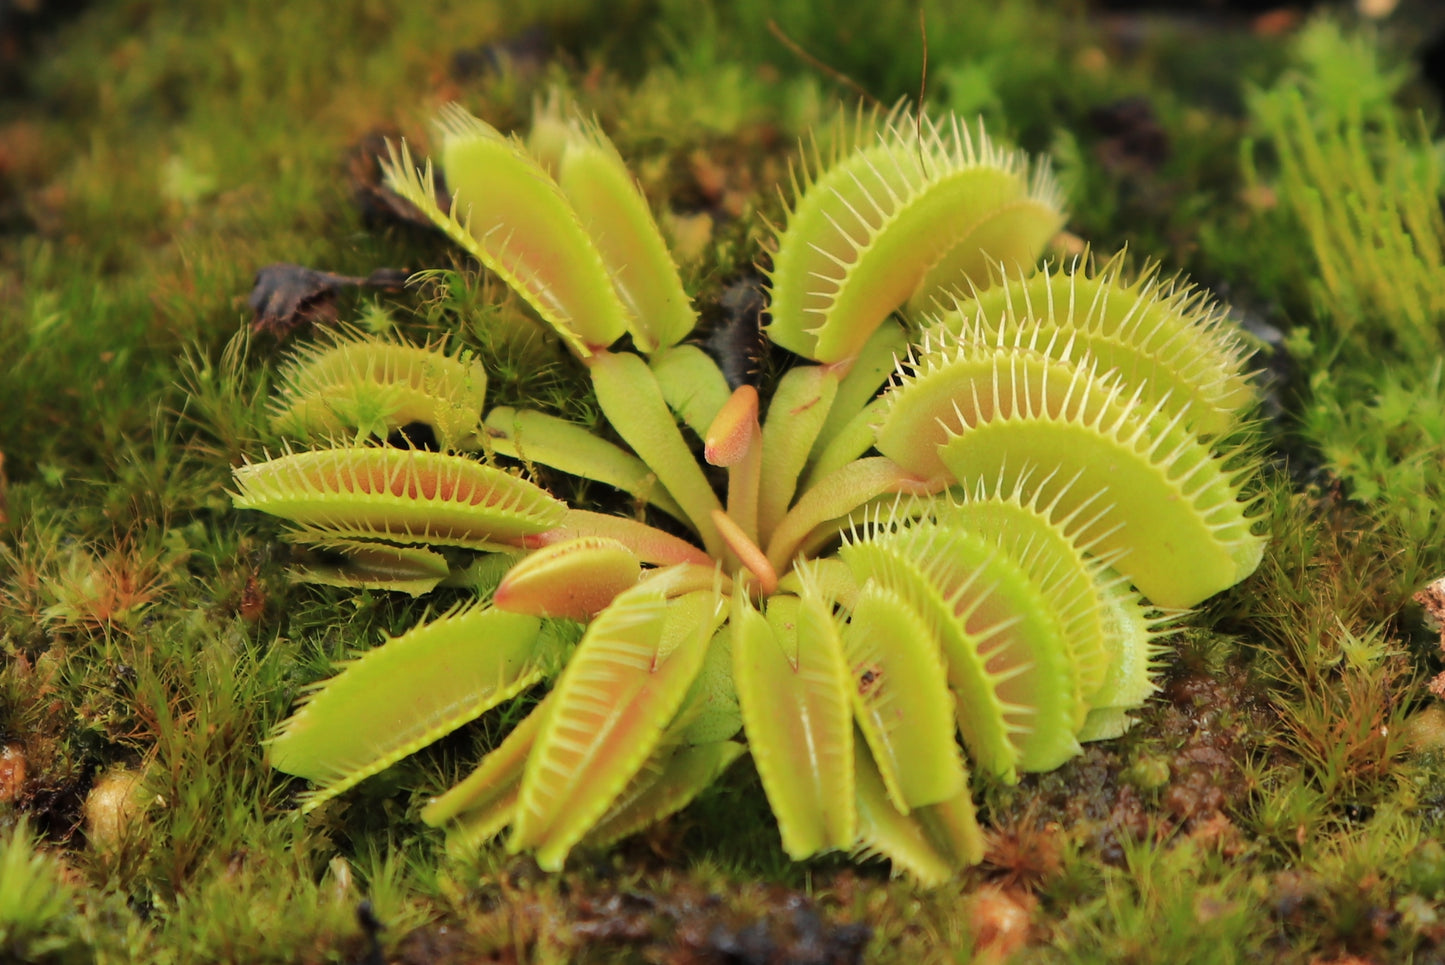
[2,1,1444,961]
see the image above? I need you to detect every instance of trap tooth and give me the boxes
[270,329,487,450]
[940,482,1113,713]
[932,256,1256,437]
[840,519,1082,778]
[766,108,1063,364]
[877,348,1264,608]
[232,446,567,550]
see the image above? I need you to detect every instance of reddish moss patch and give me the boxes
[986,655,1274,869]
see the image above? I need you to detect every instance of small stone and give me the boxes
[966,886,1034,964]
[84,768,149,850]
[1403,706,1445,754]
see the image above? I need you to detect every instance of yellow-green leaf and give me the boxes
[232,447,567,550]
[732,592,855,859]
[842,583,965,811]
[269,605,561,810]
[381,105,629,356]
[555,114,696,353]
[493,536,642,620]
[509,583,721,869]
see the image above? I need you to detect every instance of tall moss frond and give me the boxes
[1247,21,1444,358]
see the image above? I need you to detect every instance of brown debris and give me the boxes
[431,867,872,965]
[0,744,26,803]
[237,569,267,624]
[1251,8,1303,36]
[450,24,554,82]
[1413,575,1445,699]
[346,130,450,230]
[247,263,410,338]
[1088,96,1170,178]
[392,922,473,965]
[670,126,782,225]
[661,884,871,965]
[981,810,1064,893]
[1186,812,1247,859]
[0,121,45,232]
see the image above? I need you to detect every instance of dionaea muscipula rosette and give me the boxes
[228,95,1265,884]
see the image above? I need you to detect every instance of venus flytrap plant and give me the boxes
[229,96,1267,884]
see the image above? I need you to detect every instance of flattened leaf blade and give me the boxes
[732,593,855,859]
[484,405,688,523]
[521,509,711,567]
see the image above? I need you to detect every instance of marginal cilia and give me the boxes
[227,95,1265,884]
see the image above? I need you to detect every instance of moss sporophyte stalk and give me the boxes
[226,95,1266,883]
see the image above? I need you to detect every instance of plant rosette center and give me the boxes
[229,95,1265,883]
